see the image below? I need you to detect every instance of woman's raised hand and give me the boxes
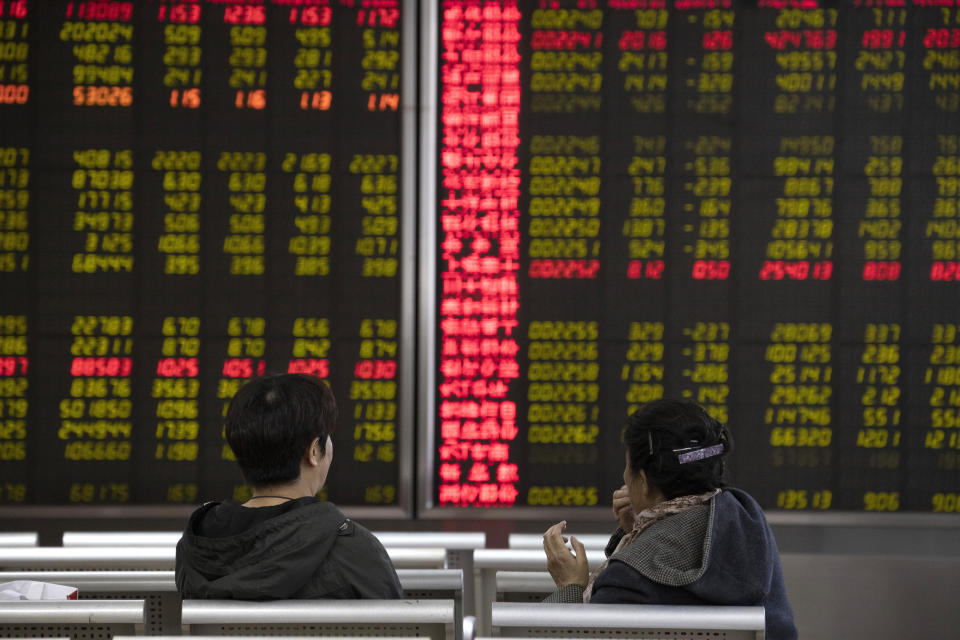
[542,520,589,589]
[612,484,636,531]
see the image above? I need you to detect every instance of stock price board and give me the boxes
[0,0,407,508]
[433,0,960,514]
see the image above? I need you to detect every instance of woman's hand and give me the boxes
[612,484,636,531]
[542,520,589,589]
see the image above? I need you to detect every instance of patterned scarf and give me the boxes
[583,488,721,603]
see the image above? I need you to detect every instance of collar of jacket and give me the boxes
[610,496,715,587]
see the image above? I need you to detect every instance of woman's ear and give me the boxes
[636,468,665,505]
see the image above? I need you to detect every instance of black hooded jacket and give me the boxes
[547,488,797,639]
[175,498,402,600]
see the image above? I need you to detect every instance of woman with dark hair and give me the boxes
[176,373,401,600]
[542,399,797,639]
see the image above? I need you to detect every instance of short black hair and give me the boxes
[623,399,732,499]
[224,373,337,487]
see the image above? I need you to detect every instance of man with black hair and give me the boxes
[175,373,402,600]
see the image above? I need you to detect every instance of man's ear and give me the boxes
[304,437,321,467]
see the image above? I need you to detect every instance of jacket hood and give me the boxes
[690,488,779,603]
[176,500,347,600]
[613,488,778,604]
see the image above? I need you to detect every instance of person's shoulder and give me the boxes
[335,517,383,547]
[301,501,381,544]
[179,500,225,537]
[714,488,774,529]
[188,499,224,517]
[297,497,345,518]
[719,487,764,509]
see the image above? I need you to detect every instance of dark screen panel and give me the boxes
[432,0,960,514]
[0,0,407,508]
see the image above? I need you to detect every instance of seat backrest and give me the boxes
[375,532,484,620]
[62,532,180,547]
[181,599,455,640]
[474,549,606,572]
[374,532,486,551]
[385,548,447,569]
[397,570,464,640]
[0,569,461,595]
[507,534,608,551]
[491,602,765,639]
[472,550,606,636]
[62,531,486,552]
[479,637,610,640]
[114,637,419,640]
[0,569,463,636]
[0,547,174,571]
[0,599,145,639]
[0,533,38,548]
[495,571,554,603]
[0,546,444,571]
[0,571,177,635]
[398,569,462,597]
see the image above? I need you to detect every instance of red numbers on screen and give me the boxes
[692,259,730,280]
[300,91,332,110]
[287,359,330,377]
[863,261,901,281]
[0,357,28,376]
[618,30,666,50]
[221,358,265,378]
[235,89,265,109]
[764,30,836,50]
[1,0,27,18]
[155,358,198,378]
[0,85,28,104]
[931,262,960,282]
[529,259,599,279]
[67,1,132,21]
[356,8,399,29]
[158,3,201,24]
[289,6,332,26]
[760,260,832,281]
[70,357,132,377]
[531,30,600,50]
[170,88,201,108]
[851,0,906,6]
[367,93,399,111]
[862,29,904,49]
[924,28,960,49]
[223,5,265,26]
[627,259,665,279]
[702,30,733,50]
[354,360,397,379]
[73,86,132,107]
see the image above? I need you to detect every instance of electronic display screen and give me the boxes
[432,0,960,514]
[0,0,407,508]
